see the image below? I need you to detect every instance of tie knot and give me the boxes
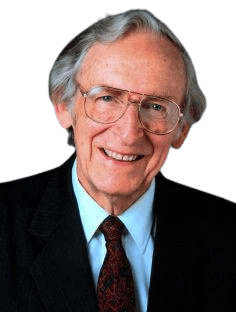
[99,216,124,242]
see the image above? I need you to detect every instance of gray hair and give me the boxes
[49,9,206,146]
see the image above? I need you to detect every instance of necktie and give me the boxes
[97,216,136,312]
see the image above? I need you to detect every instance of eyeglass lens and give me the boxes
[84,86,180,134]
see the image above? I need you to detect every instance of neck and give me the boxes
[88,193,141,216]
[75,161,152,216]
[76,178,150,216]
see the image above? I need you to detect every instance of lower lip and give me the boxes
[100,149,142,167]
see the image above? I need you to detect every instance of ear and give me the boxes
[54,102,73,129]
[171,121,190,149]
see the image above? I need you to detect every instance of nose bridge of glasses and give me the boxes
[127,91,143,106]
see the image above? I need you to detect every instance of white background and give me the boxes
[1,0,235,203]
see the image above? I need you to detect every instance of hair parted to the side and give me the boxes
[49,9,206,147]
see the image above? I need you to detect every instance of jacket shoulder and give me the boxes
[1,167,56,203]
[0,168,60,233]
[0,154,75,210]
[165,176,234,205]
[0,154,75,228]
[157,173,236,223]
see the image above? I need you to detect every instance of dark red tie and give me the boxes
[97,216,136,312]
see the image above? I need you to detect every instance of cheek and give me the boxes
[72,108,92,159]
[72,111,110,158]
[145,135,174,174]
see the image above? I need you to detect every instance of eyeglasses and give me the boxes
[78,85,183,135]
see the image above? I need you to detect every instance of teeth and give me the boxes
[104,149,138,161]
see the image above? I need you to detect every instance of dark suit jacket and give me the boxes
[1,153,236,312]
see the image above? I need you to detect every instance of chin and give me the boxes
[92,177,147,199]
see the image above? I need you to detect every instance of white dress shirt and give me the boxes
[72,160,155,312]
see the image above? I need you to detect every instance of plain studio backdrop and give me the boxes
[0,0,235,203]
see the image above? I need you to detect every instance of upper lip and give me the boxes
[103,147,143,156]
[104,149,138,161]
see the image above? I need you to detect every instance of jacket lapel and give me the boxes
[28,155,98,312]
[147,174,205,312]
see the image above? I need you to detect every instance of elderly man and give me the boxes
[1,9,235,312]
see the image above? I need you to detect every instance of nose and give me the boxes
[112,101,144,143]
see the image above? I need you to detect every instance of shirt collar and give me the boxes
[72,159,155,254]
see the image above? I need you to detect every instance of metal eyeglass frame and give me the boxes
[77,84,184,135]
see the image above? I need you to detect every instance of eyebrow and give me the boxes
[78,82,178,103]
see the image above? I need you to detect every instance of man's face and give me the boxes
[56,32,189,208]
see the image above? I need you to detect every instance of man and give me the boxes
[0,9,235,312]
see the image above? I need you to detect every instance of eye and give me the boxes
[94,94,115,104]
[90,87,124,105]
[150,103,163,111]
[142,101,165,112]
[101,95,113,102]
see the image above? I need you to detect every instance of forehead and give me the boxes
[77,31,186,100]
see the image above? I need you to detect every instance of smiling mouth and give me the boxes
[103,148,143,162]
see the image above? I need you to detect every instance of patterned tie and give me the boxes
[97,216,136,312]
